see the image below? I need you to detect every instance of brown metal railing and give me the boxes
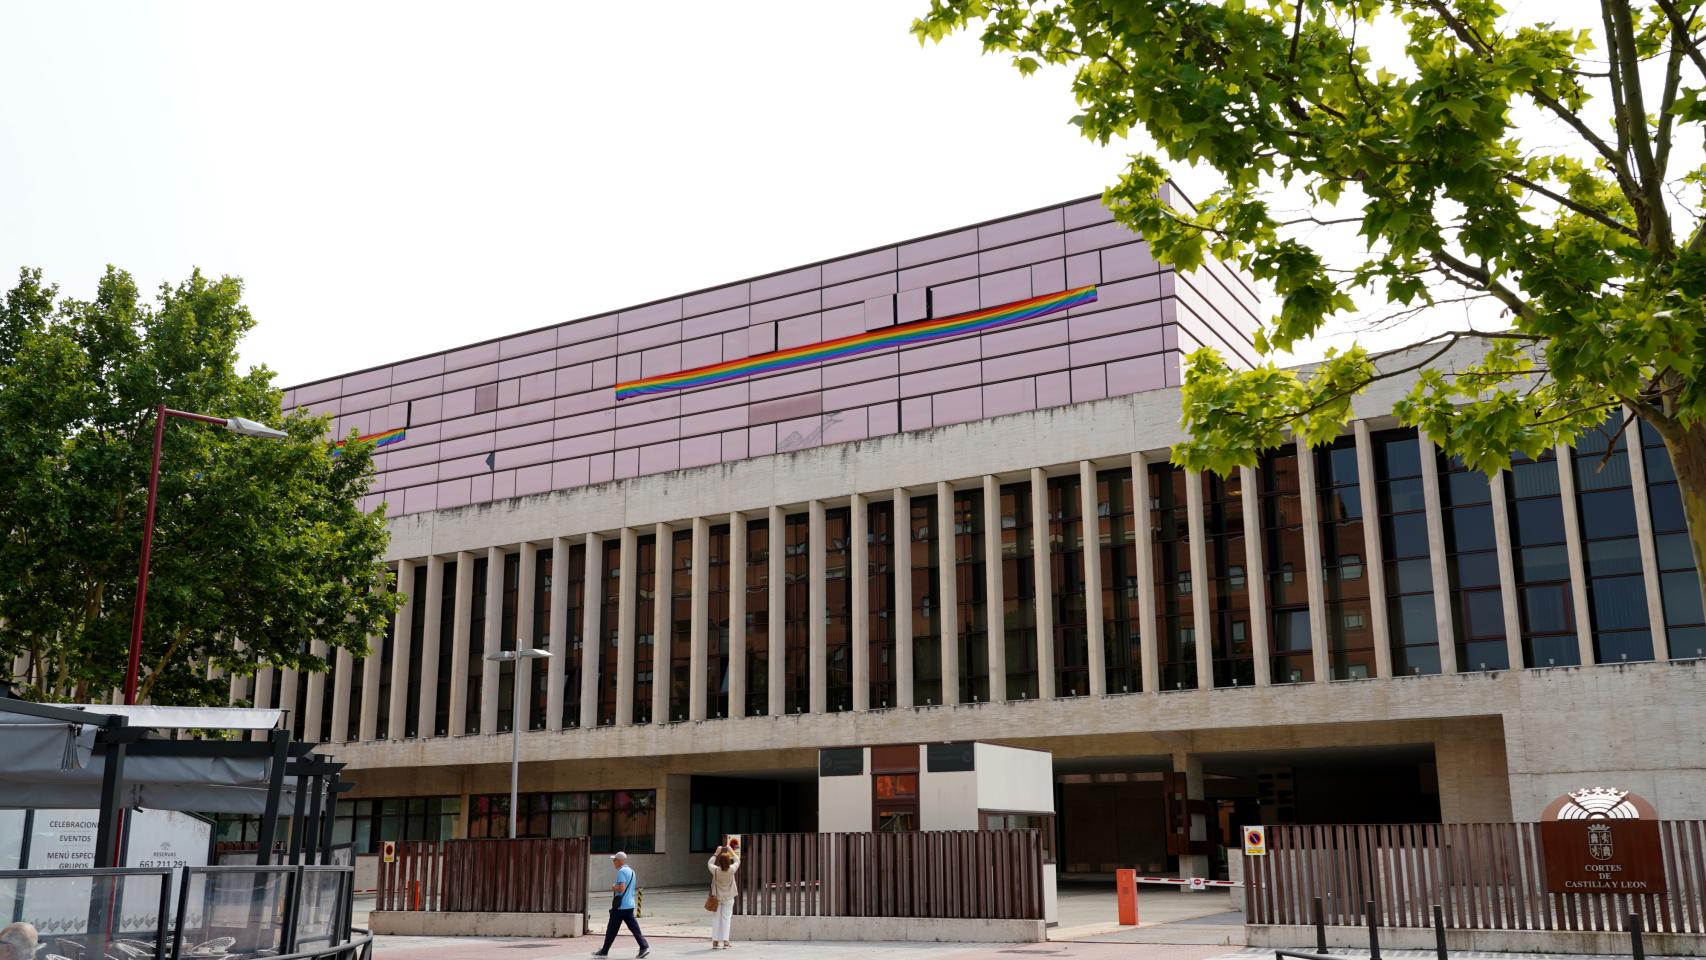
[376,838,588,914]
[1244,822,1706,934]
[733,830,1045,920]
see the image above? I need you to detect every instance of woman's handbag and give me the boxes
[704,890,719,912]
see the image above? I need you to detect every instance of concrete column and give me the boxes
[417,555,445,737]
[1353,421,1393,679]
[546,536,569,731]
[386,558,415,740]
[1624,412,1671,660]
[728,513,748,719]
[767,507,785,716]
[448,553,474,735]
[253,665,275,743]
[936,482,959,706]
[1241,465,1272,687]
[330,647,353,743]
[1556,444,1596,666]
[690,517,710,721]
[1172,751,1210,879]
[516,541,538,728]
[1297,437,1330,682]
[1489,471,1525,670]
[850,495,870,711]
[982,475,1006,702]
[1079,461,1106,698]
[616,528,638,726]
[653,522,671,723]
[892,489,914,708]
[809,502,828,714]
[302,640,327,742]
[1030,469,1056,700]
[1418,433,1460,673]
[481,546,503,734]
[359,626,382,742]
[1132,453,1160,694]
[1184,471,1213,690]
[278,668,299,738]
[579,532,604,728]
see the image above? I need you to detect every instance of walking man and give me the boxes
[592,851,649,958]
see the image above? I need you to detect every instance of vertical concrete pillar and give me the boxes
[253,665,275,743]
[1624,412,1671,660]
[767,507,786,716]
[1172,751,1211,879]
[850,495,870,712]
[1241,464,1272,687]
[330,647,353,743]
[1184,471,1214,690]
[892,489,914,709]
[1132,453,1161,694]
[359,623,382,742]
[516,541,538,728]
[302,640,327,742]
[1297,437,1331,682]
[690,517,711,721]
[386,558,415,740]
[1079,461,1106,698]
[278,668,300,738]
[653,522,672,722]
[546,536,569,731]
[936,481,960,706]
[1489,471,1525,670]
[728,513,748,719]
[1555,445,1596,666]
[982,475,1007,702]
[1418,433,1460,673]
[417,555,445,737]
[579,532,604,729]
[616,528,638,726]
[809,502,828,714]
[448,552,474,736]
[1030,469,1056,700]
[481,546,503,734]
[1353,422,1393,679]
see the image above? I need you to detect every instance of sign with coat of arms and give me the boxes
[1539,788,1666,894]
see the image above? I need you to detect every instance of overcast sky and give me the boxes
[1,1,1172,388]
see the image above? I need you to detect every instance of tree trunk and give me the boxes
[1664,419,1706,614]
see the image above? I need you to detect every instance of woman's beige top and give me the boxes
[707,857,740,899]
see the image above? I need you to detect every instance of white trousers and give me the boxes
[710,898,735,941]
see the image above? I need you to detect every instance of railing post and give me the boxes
[1314,896,1326,952]
[1630,911,1645,960]
[1433,903,1447,960]
[1366,899,1381,960]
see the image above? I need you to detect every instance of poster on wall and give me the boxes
[15,809,212,935]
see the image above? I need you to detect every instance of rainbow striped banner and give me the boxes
[331,426,406,456]
[615,285,1097,401]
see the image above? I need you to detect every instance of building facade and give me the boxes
[250,195,1706,885]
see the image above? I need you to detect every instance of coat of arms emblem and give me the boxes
[1587,822,1613,861]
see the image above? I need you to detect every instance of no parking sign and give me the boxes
[1243,826,1267,856]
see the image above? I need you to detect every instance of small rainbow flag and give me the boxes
[615,285,1097,401]
[331,426,406,457]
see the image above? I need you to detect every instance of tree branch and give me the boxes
[1503,172,1642,239]
[1606,0,1673,255]
[1431,249,1536,320]
[1652,0,1706,76]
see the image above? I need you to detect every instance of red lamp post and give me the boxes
[124,402,287,705]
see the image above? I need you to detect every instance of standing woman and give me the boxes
[706,844,740,949]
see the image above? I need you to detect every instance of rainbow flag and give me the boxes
[615,285,1097,401]
[331,426,406,456]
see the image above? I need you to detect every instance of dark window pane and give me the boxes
[1578,490,1637,541]
[1446,471,1491,506]
[1670,625,1706,660]
[1393,595,1437,646]
[1661,571,1705,627]
[1596,631,1653,663]
[1521,584,1571,634]
[1516,546,1569,583]
[1393,643,1440,676]
[1512,498,1565,546]
[1649,483,1686,533]
[1449,505,1496,553]
[1454,551,1501,589]
[1509,460,1560,498]
[1389,558,1433,594]
[1380,437,1421,478]
[1586,538,1644,577]
[1464,590,1504,638]
[1590,576,1649,631]
[1656,533,1696,570]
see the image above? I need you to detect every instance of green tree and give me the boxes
[915,0,1706,600]
[0,267,400,706]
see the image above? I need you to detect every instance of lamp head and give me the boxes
[226,417,288,439]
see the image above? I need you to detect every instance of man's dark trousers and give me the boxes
[599,907,648,954]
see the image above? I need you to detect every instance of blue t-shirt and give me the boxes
[615,864,637,909]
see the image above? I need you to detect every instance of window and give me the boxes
[1439,453,1505,671]
[1506,450,1576,667]
[1206,469,1253,687]
[744,518,770,717]
[260,795,464,855]
[954,490,989,703]
[633,534,657,724]
[1317,437,1374,680]
[433,561,457,736]
[1376,430,1440,674]
[910,496,942,705]
[1640,421,1705,659]
[496,552,520,733]
[1263,450,1312,682]
[784,514,810,714]
[668,529,693,722]
[1047,475,1089,697]
[1000,483,1039,699]
[707,524,731,718]
[1152,464,1197,689]
[1572,414,1652,663]
[980,811,1057,863]
[467,556,488,734]
[529,549,552,730]
[599,540,622,726]
[867,501,898,708]
[1098,469,1142,694]
[826,508,854,711]
[467,790,656,854]
[562,543,586,728]
[402,566,427,738]
[691,777,782,851]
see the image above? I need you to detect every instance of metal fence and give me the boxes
[376,838,589,915]
[733,830,1046,920]
[1244,822,1706,934]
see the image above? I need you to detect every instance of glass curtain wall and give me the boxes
[1098,468,1142,693]
[1640,421,1706,658]
[1048,475,1090,697]
[466,556,488,734]
[1317,438,1375,679]
[784,514,810,714]
[1151,463,1197,689]
[1262,450,1312,682]
[433,561,456,737]
[999,482,1039,699]
[826,507,854,711]
[910,496,942,705]
[562,543,586,728]
[1375,430,1441,674]
[1506,450,1576,666]
[668,530,693,722]
[708,523,731,718]
[867,500,898,708]
[1206,470,1254,687]
[954,490,989,703]
[598,540,621,725]
[1572,415,1653,663]
[1438,454,1506,671]
[744,518,770,716]
[632,534,657,724]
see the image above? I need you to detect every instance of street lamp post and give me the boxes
[125,402,288,705]
[486,647,552,839]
